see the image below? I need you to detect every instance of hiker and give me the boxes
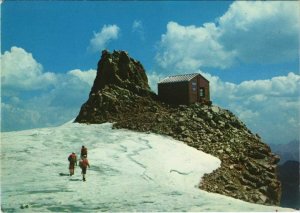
[79,155,90,181]
[81,145,88,159]
[68,152,77,176]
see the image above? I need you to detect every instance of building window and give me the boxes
[199,88,205,97]
[192,81,197,92]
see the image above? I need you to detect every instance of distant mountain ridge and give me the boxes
[270,140,299,164]
[75,50,282,206]
[270,140,299,209]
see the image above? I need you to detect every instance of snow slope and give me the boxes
[1,122,294,212]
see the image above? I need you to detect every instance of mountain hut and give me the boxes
[157,73,211,105]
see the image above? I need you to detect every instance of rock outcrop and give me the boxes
[90,50,151,96]
[75,50,281,206]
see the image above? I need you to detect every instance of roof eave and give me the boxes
[158,80,190,84]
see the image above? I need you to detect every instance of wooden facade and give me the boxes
[158,73,210,105]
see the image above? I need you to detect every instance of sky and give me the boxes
[1,122,293,211]
[1,1,299,145]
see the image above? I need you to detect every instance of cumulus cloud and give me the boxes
[156,1,299,71]
[156,22,234,70]
[147,71,164,93]
[1,102,42,131]
[202,71,300,144]
[68,69,96,86]
[1,47,96,132]
[132,20,145,40]
[218,1,299,63]
[1,47,57,91]
[89,24,120,52]
[2,71,94,131]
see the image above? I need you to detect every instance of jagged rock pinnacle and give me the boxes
[90,50,150,96]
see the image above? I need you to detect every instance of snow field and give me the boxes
[1,122,295,212]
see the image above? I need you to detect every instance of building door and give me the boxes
[199,87,205,100]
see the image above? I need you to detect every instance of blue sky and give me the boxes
[1,1,299,145]
[2,1,232,74]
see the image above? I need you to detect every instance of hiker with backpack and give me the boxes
[68,152,77,176]
[80,145,87,159]
[79,155,90,181]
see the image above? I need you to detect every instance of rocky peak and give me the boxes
[90,50,151,96]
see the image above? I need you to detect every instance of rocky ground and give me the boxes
[75,50,281,206]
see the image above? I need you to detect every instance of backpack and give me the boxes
[68,154,76,163]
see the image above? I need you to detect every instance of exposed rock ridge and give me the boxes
[90,50,152,97]
[75,50,281,206]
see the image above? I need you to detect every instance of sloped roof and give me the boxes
[158,73,208,84]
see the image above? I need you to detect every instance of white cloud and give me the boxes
[132,20,145,40]
[89,24,120,52]
[218,1,299,63]
[1,102,42,131]
[132,20,143,31]
[226,72,300,99]
[147,71,164,93]
[203,71,300,144]
[68,69,96,86]
[156,22,234,71]
[1,47,57,91]
[1,47,96,132]
[156,1,299,71]
[1,71,93,131]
